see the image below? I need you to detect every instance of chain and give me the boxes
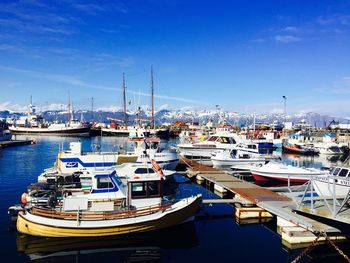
[324,233,350,262]
[292,231,350,263]
[291,232,324,263]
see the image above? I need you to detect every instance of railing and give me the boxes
[31,202,172,221]
[297,175,350,218]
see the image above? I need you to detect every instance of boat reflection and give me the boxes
[17,222,199,262]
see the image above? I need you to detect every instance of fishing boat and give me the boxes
[16,168,201,237]
[250,162,326,183]
[312,166,350,197]
[282,143,319,155]
[56,138,177,174]
[9,97,91,136]
[177,132,242,160]
[37,162,176,185]
[211,149,268,167]
[130,136,179,170]
[314,133,347,155]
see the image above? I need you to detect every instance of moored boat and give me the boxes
[16,169,201,237]
[282,143,319,155]
[211,149,268,167]
[312,166,350,197]
[250,162,326,183]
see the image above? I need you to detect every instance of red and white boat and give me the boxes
[250,162,326,183]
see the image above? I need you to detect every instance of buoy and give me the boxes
[21,193,28,204]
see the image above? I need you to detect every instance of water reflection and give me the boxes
[17,222,199,262]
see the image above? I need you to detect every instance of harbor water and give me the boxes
[1,135,349,262]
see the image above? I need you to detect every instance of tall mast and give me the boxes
[68,93,71,127]
[150,65,155,129]
[91,97,94,122]
[122,72,127,129]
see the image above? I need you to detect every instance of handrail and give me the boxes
[31,202,172,221]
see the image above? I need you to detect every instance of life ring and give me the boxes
[21,193,28,204]
[151,159,164,177]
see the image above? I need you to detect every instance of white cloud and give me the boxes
[275,35,301,43]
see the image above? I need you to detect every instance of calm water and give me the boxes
[0,136,349,262]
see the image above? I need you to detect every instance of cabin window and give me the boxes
[131,182,147,198]
[131,181,161,199]
[332,168,341,176]
[147,181,160,197]
[338,169,349,177]
[97,177,114,189]
[134,168,155,174]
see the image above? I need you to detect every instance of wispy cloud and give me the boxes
[71,1,128,15]
[0,65,207,105]
[317,14,350,26]
[274,35,301,43]
[282,26,300,32]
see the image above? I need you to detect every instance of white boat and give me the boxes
[211,149,267,167]
[56,139,178,175]
[312,166,350,197]
[16,169,201,237]
[38,162,176,184]
[177,132,242,160]
[0,120,12,141]
[130,137,178,170]
[9,98,91,136]
[314,133,346,155]
[250,162,326,183]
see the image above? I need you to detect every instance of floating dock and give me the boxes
[180,157,350,251]
[0,140,35,148]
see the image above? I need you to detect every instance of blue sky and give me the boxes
[0,0,349,116]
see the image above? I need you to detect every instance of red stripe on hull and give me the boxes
[252,173,308,183]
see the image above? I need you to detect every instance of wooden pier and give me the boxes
[0,140,35,148]
[180,157,349,249]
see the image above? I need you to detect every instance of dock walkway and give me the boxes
[0,140,34,148]
[181,157,341,234]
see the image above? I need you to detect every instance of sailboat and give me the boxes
[100,69,170,139]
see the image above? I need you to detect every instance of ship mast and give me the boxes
[68,93,71,127]
[122,72,127,130]
[150,65,155,129]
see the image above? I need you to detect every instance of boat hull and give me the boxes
[251,172,309,183]
[211,158,265,167]
[312,179,350,197]
[16,196,201,237]
[9,126,91,136]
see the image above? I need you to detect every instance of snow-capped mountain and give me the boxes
[0,108,348,128]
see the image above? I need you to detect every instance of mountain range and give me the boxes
[0,108,348,128]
